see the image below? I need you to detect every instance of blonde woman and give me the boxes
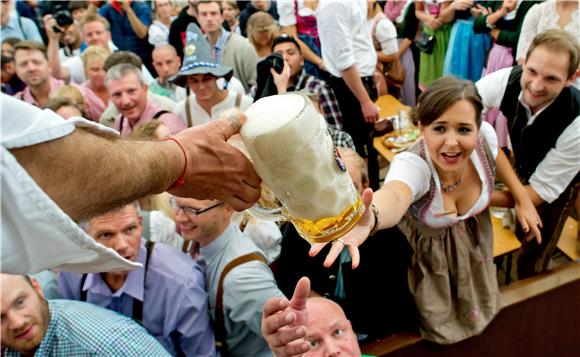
[149,0,177,47]
[81,45,110,107]
[247,11,279,59]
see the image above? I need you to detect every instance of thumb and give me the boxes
[214,111,246,140]
[289,277,310,311]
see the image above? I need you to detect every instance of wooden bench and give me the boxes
[557,217,579,261]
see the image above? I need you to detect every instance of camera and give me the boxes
[261,52,284,74]
[45,2,74,33]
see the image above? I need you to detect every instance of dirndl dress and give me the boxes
[443,19,491,82]
[418,23,452,89]
[396,135,501,344]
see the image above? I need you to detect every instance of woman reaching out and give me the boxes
[311,76,542,344]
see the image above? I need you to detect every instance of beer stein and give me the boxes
[241,93,363,244]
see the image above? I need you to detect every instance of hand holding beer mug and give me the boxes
[241,93,364,244]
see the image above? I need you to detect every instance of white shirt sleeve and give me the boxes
[317,2,355,72]
[529,116,580,203]
[375,18,399,55]
[384,151,431,201]
[515,3,541,61]
[476,67,512,118]
[277,0,297,27]
[148,22,169,47]
[1,94,139,274]
[480,120,499,159]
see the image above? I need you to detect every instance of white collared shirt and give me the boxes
[476,67,580,203]
[1,94,139,274]
[317,0,377,77]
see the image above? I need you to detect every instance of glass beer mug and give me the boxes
[240,93,364,244]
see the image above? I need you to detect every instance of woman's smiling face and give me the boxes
[420,99,479,175]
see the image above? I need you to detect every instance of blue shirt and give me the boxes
[58,240,216,357]
[3,299,170,357]
[213,28,229,65]
[200,223,284,357]
[0,14,42,42]
[99,3,152,59]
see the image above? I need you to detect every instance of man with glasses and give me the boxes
[171,196,284,357]
[58,203,217,357]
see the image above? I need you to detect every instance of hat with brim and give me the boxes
[173,23,234,87]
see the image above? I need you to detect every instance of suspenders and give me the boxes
[214,253,267,352]
[79,240,155,324]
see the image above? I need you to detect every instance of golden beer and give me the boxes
[291,196,364,244]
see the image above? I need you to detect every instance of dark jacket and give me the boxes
[169,6,200,59]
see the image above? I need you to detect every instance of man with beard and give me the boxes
[1,273,170,356]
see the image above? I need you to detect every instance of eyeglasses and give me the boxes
[170,198,224,217]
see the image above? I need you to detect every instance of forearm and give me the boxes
[399,38,412,54]
[341,65,372,106]
[437,2,456,24]
[377,51,398,63]
[125,8,149,39]
[46,37,64,79]
[10,127,181,221]
[373,182,413,229]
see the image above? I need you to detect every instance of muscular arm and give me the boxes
[10,127,181,221]
[10,116,261,221]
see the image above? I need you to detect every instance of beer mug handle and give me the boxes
[247,204,286,221]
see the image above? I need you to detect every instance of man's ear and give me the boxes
[29,277,45,299]
[566,68,580,87]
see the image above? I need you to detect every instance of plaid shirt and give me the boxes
[328,127,356,151]
[3,300,170,357]
[289,70,343,130]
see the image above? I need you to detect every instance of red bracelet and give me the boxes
[162,137,188,190]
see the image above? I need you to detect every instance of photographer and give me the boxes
[43,3,86,84]
[259,35,343,131]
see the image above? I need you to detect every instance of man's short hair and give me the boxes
[272,34,302,54]
[13,40,48,60]
[105,63,145,86]
[196,0,223,13]
[78,202,141,232]
[80,13,110,31]
[104,51,143,72]
[152,43,178,58]
[526,29,580,79]
[69,0,89,12]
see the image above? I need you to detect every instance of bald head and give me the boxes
[304,297,361,356]
[152,44,181,83]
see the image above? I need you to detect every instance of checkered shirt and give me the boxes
[2,300,170,357]
[328,127,356,151]
[290,70,344,130]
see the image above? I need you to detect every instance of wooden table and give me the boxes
[492,215,521,257]
[374,95,411,163]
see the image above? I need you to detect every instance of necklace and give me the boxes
[440,164,467,193]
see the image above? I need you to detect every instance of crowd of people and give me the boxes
[1,0,579,356]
